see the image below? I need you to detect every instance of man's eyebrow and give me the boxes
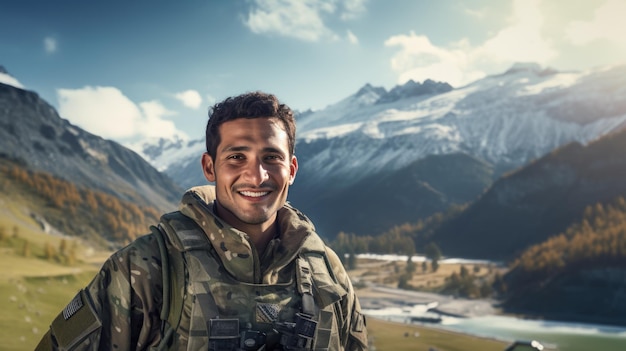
[222,145,286,155]
[223,146,250,152]
[263,146,286,155]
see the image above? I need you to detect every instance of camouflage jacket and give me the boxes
[36,186,368,351]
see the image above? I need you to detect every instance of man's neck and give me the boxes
[213,202,278,254]
[248,223,277,255]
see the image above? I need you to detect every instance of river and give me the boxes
[356,254,626,351]
[364,305,626,351]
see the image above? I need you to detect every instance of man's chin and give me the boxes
[237,209,273,225]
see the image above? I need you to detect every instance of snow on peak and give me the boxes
[0,66,25,89]
[502,62,559,77]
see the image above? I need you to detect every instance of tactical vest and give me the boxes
[150,211,346,351]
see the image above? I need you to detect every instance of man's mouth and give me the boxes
[239,190,270,198]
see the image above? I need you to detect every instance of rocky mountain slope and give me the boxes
[0,79,181,212]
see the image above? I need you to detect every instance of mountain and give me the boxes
[0,75,181,213]
[433,128,626,260]
[140,63,626,238]
[290,152,493,236]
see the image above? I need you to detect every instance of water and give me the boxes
[365,305,626,351]
[358,254,626,350]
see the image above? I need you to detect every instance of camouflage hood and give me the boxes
[179,185,320,284]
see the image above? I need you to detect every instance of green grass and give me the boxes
[0,273,95,351]
[367,317,509,351]
[0,193,105,351]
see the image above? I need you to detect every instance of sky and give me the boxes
[1,0,625,148]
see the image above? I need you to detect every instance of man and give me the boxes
[36,91,368,351]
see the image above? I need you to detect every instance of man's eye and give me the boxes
[227,154,244,160]
[265,155,282,161]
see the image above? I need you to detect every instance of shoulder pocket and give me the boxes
[50,289,102,350]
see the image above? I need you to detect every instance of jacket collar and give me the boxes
[178,185,314,284]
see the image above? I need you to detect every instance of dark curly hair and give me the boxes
[205,91,296,159]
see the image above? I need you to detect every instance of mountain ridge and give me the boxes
[0,81,181,213]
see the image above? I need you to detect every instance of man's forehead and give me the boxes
[217,118,289,150]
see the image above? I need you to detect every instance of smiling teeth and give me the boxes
[240,191,268,197]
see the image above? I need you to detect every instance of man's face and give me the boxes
[201,117,298,233]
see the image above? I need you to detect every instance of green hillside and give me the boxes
[0,157,158,350]
[0,193,106,350]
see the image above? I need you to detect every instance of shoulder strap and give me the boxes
[150,211,200,351]
[299,235,347,308]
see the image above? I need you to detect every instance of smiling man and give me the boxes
[36,91,369,351]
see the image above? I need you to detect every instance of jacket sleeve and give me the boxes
[324,247,369,351]
[35,234,163,351]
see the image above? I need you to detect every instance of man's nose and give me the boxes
[243,158,269,185]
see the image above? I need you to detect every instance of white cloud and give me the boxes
[347,30,359,44]
[174,89,203,109]
[138,101,181,138]
[44,37,57,54]
[245,0,334,41]
[340,0,367,20]
[244,0,365,42]
[384,0,556,87]
[57,86,186,141]
[474,0,556,64]
[565,0,626,47]
[385,33,482,87]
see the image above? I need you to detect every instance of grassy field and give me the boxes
[367,317,508,351]
[0,271,96,351]
[0,196,104,351]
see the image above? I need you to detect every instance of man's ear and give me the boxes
[201,153,216,182]
[289,155,298,185]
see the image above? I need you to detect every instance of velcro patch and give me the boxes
[63,292,84,320]
[51,289,102,350]
[209,319,239,338]
[256,303,281,324]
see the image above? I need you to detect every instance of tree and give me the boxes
[460,265,469,278]
[22,240,31,258]
[45,242,56,261]
[59,239,68,256]
[406,254,416,273]
[346,250,357,270]
[431,260,440,272]
[424,242,442,272]
[398,274,410,290]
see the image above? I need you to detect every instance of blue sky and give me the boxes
[1,0,625,147]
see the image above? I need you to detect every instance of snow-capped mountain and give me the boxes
[143,62,626,237]
[129,134,201,172]
[295,63,626,186]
